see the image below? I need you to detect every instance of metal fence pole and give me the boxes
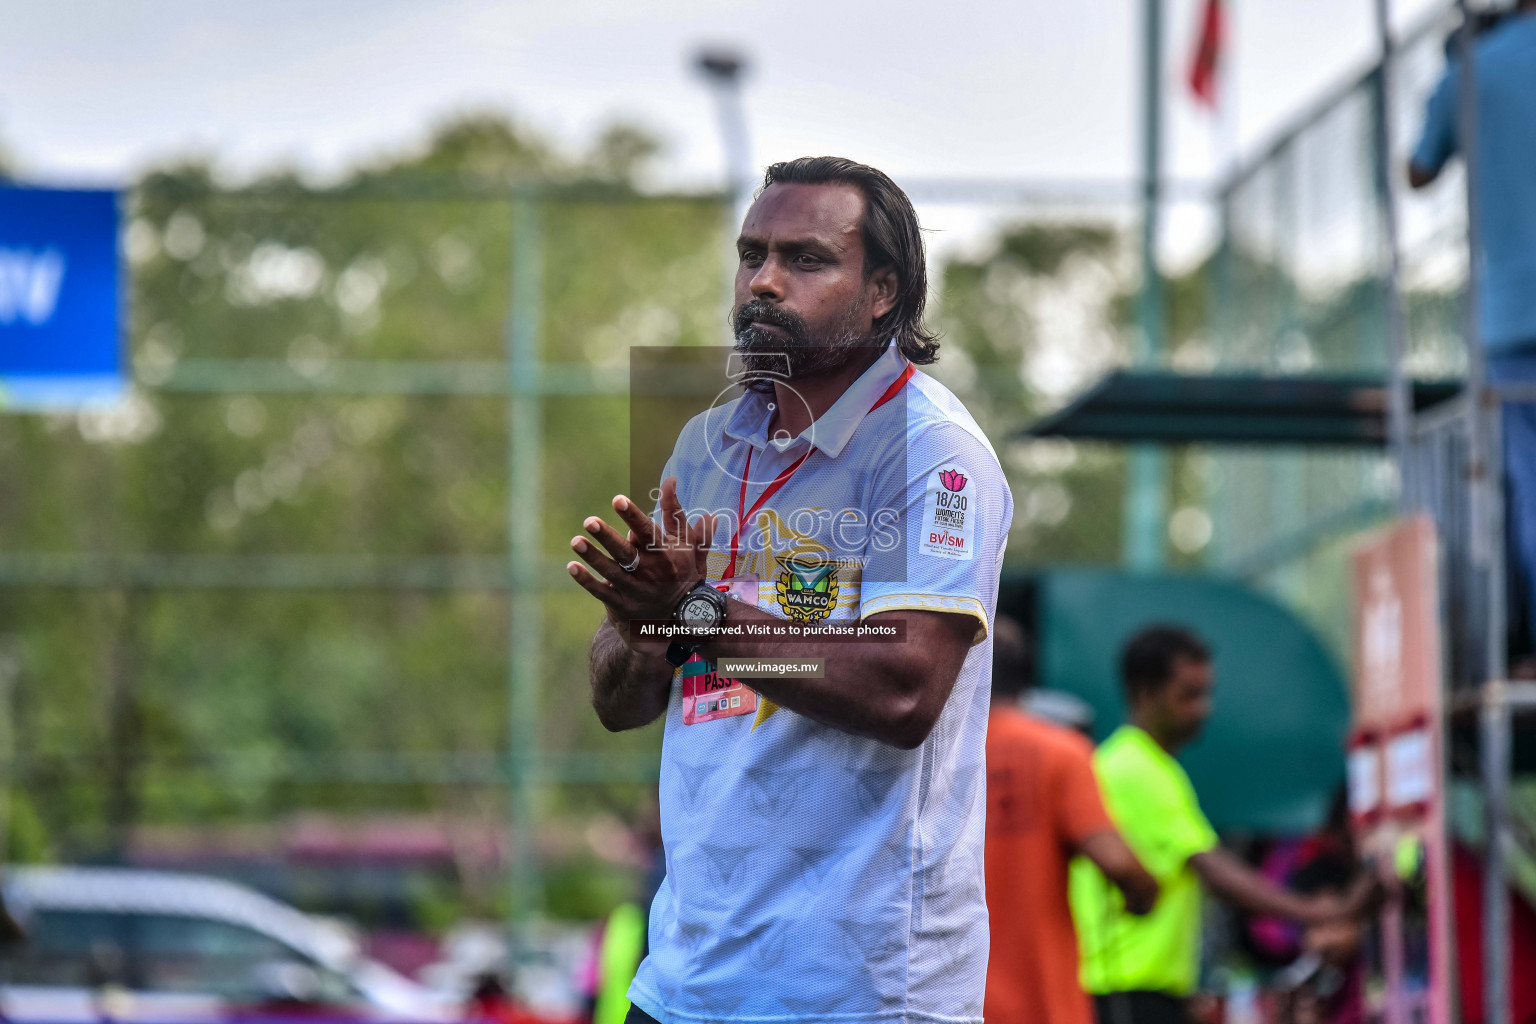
[506,191,545,935]
[1126,0,1168,572]
[1371,0,1415,509]
[1447,0,1510,1016]
[1482,677,1512,1024]
[1481,393,1510,1024]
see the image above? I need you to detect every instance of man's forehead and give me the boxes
[740,182,865,245]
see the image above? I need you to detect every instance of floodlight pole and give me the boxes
[1126,0,1169,571]
[694,49,753,334]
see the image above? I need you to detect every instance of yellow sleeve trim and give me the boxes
[859,593,990,645]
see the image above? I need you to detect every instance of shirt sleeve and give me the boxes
[1130,777,1218,882]
[857,422,1013,644]
[1102,753,1219,882]
[1054,735,1114,848]
[1164,777,1220,870]
[1411,67,1459,174]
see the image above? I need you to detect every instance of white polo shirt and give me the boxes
[630,341,1013,1024]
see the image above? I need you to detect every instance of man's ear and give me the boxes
[868,266,899,323]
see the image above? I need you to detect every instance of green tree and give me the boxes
[0,111,721,919]
[932,222,1132,565]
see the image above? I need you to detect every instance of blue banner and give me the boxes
[0,186,123,409]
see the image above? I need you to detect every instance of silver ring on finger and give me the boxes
[619,550,641,573]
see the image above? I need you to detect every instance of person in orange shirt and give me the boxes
[985,615,1158,1024]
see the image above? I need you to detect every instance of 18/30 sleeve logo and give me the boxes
[919,465,976,561]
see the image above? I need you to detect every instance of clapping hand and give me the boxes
[567,476,717,647]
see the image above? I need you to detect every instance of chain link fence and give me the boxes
[1200,2,1466,655]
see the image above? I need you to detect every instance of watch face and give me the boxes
[680,594,722,628]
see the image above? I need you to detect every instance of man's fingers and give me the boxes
[613,494,662,549]
[572,536,629,584]
[582,516,638,569]
[566,560,619,604]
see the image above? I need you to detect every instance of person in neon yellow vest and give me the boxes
[593,901,645,1024]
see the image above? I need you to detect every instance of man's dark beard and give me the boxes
[731,299,875,393]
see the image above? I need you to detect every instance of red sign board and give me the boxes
[1350,516,1450,1024]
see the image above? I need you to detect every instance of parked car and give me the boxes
[0,866,459,1023]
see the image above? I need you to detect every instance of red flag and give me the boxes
[1188,0,1225,108]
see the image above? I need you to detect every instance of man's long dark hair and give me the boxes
[759,157,940,365]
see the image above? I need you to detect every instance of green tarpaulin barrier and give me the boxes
[1028,568,1349,834]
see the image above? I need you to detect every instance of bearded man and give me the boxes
[568,156,1013,1024]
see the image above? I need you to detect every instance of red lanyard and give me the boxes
[722,362,915,579]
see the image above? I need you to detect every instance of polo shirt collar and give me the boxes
[721,340,909,459]
[1115,724,1178,764]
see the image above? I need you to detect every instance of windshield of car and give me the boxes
[0,910,358,1005]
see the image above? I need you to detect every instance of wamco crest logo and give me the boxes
[774,557,840,624]
[0,248,67,326]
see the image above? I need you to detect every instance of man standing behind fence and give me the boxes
[1409,1,1536,660]
[569,157,1012,1023]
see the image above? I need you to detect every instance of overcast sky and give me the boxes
[5,0,1446,185]
[3,0,1451,271]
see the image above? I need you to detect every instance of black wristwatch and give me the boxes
[665,581,729,667]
